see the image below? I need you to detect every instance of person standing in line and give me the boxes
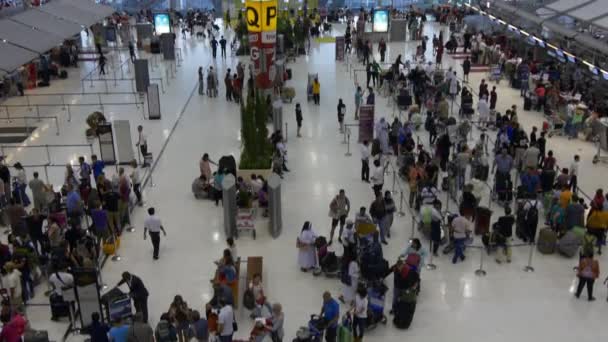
[383,191,396,239]
[210,36,218,58]
[328,189,351,244]
[99,54,107,75]
[319,292,340,342]
[219,36,227,59]
[0,156,11,203]
[312,78,321,105]
[117,272,149,323]
[128,41,136,63]
[13,163,29,206]
[136,125,149,167]
[360,140,370,182]
[78,156,92,185]
[130,160,142,206]
[337,99,346,133]
[295,103,303,137]
[28,172,46,211]
[143,207,167,260]
[490,86,497,111]
[91,154,105,185]
[462,56,471,83]
[366,87,375,105]
[369,191,388,244]
[217,298,234,342]
[354,86,363,120]
[127,312,154,341]
[370,159,384,194]
[575,253,599,301]
[198,67,205,95]
[570,155,579,193]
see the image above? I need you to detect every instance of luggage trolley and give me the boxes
[543,111,565,138]
[307,73,318,102]
[236,208,256,239]
[488,64,502,84]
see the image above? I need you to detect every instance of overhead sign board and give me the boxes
[246,0,278,32]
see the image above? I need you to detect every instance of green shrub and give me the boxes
[239,94,273,170]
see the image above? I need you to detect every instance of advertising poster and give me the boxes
[358,105,375,143]
[335,36,345,61]
[154,13,171,34]
[373,10,389,32]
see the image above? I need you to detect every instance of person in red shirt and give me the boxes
[535,83,546,111]
[232,73,241,103]
[0,311,27,342]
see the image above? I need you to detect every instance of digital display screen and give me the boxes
[556,50,564,58]
[547,50,556,57]
[537,40,545,48]
[602,71,608,81]
[567,55,576,63]
[590,66,599,75]
[526,36,536,46]
[154,13,171,34]
[372,10,389,32]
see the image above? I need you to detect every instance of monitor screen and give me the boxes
[556,50,564,58]
[372,10,389,32]
[537,40,545,48]
[154,13,171,34]
[547,50,556,57]
[602,71,608,81]
[526,36,536,46]
[590,66,599,75]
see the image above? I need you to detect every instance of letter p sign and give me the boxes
[266,6,277,27]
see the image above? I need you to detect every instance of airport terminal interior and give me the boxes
[2,0,608,341]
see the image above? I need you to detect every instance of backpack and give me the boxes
[156,320,172,341]
[421,207,432,226]
[525,203,538,229]
[405,253,421,271]
[581,234,597,257]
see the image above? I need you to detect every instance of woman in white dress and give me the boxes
[297,221,317,272]
[375,118,390,155]
[477,95,490,126]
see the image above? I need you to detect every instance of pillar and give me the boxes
[268,173,282,238]
[222,174,237,238]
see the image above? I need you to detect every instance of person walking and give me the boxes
[219,36,227,59]
[329,189,351,244]
[210,36,218,58]
[312,78,321,105]
[127,312,154,341]
[352,284,367,342]
[370,192,388,244]
[136,125,149,167]
[366,87,375,105]
[295,103,303,137]
[337,99,346,133]
[451,213,473,264]
[198,67,205,95]
[462,56,471,83]
[225,69,233,101]
[99,54,107,75]
[378,38,387,63]
[117,272,149,323]
[370,159,384,194]
[575,253,599,301]
[143,207,167,260]
[319,292,340,342]
[354,86,363,120]
[570,155,579,193]
[360,140,370,182]
[129,41,136,63]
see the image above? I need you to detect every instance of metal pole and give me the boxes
[113,71,118,86]
[345,129,352,157]
[36,106,41,121]
[392,168,396,194]
[26,95,32,110]
[67,105,72,122]
[426,238,437,270]
[398,191,405,216]
[45,145,51,165]
[285,122,288,142]
[54,118,60,135]
[475,247,487,276]
[104,78,109,93]
[523,243,535,272]
[342,127,347,144]
[5,107,10,123]
[410,216,415,239]
[43,165,49,183]
[98,94,103,109]
[89,144,94,156]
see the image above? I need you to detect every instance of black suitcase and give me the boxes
[23,330,50,342]
[524,95,532,111]
[474,164,489,181]
[393,299,416,329]
[50,293,70,319]
[511,77,521,89]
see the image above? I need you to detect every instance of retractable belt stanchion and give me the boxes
[523,242,535,272]
[345,128,352,156]
[410,216,415,239]
[475,246,487,276]
[398,191,406,217]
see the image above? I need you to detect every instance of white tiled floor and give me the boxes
[6,21,608,341]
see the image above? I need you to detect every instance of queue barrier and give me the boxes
[82,77,166,94]
[0,112,60,135]
[0,143,94,167]
[0,100,147,122]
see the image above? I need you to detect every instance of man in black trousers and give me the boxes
[117,272,149,323]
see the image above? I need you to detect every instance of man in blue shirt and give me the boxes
[320,292,340,342]
[108,318,129,342]
[91,154,105,184]
[66,186,82,217]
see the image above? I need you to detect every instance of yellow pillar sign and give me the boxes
[245,0,278,32]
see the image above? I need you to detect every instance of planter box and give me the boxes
[237,168,273,181]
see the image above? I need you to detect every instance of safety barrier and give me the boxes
[0,100,147,122]
[81,76,166,94]
[0,143,94,166]
[0,112,60,135]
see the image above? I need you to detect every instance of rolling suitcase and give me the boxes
[537,228,557,254]
[337,322,353,342]
[23,330,50,342]
[49,293,70,319]
[557,230,582,258]
[523,95,532,111]
[475,207,492,236]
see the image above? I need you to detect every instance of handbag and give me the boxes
[232,313,238,332]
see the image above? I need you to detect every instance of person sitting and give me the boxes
[249,274,271,319]
[192,175,211,199]
[258,181,269,217]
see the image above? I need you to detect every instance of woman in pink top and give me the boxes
[200,153,216,181]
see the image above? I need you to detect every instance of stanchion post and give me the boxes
[475,247,487,276]
[36,106,41,121]
[345,129,352,156]
[104,78,109,93]
[342,126,347,144]
[391,168,396,194]
[67,105,72,122]
[426,239,437,270]
[43,165,49,184]
[54,117,60,136]
[523,243,535,272]
[26,95,32,111]
[61,95,66,110]
[285,122,288,142]
[410,216,415,239]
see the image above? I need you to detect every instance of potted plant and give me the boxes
[238,93,274,180]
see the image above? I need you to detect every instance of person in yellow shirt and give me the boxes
[559,185,573,209]
[312,78,320,105]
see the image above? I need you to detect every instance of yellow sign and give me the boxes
[245,0,278,32]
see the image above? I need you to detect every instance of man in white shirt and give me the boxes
[49,267,74,298]
[217,299,234,342]
[451,214,473,264]
[370,159,384,194]
[143,207,167,260]
[360,140,371,183]
[570,155,579,193]
[4,262,22,309]
[136,125,149,167]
